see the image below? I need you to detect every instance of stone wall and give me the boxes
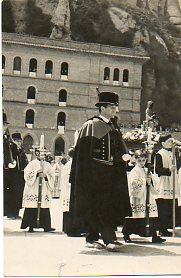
[2,33,148,156]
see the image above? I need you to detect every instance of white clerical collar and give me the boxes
[98,115,110,123]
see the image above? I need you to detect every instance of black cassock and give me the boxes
[155,153,179,230]
[68,116,132,236]
[3,134,12,216]
[7,143,28,217]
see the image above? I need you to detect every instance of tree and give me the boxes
[26,0,52,37]
[2,0,15,33]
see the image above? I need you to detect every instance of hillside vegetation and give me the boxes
[2,0,181,128]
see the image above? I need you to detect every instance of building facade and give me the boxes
[2,32,149,158]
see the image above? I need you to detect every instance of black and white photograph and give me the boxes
[1,0,181,277]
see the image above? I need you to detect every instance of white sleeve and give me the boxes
[45,164,55,191]
[129,170,146,198]
[24,162,39,186]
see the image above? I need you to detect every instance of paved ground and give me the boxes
[3,199,181,277]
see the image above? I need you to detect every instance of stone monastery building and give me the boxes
[2,32,149,158]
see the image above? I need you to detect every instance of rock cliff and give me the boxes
[2,0,181,127]
[50,0,71,40]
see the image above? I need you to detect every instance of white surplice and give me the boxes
[128,165,158,218]
[22,159,55,208]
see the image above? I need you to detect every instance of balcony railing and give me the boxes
[57,125,65,134]
[45,73,52,78]
[60,75,68,80]
[27,99,35,104]
[26,123,34,128]
[122,82,129,87]
[59,101,66,107]
[13,70,21,75]
[29,72,37,77]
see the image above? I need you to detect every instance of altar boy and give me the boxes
[155,134,180,236]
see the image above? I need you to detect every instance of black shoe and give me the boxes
[152,236,166,243]
[112,241,123,246]
[67,232,84,237]
[8,217,17,220]
[14,216,22,220]
[8,215,22,220]
[123,235,132,243]
[159,230,172,237]
[28,227,34,233]
[106,241,123,252]
[86,241,105,249]
[44,228,56,232]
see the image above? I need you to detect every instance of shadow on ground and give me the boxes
[129,240,181,246]
[4,229,64,237]
[80,244,180,256]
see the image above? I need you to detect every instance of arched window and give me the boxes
[54,137,65,156]
[57,112,66,134]
[59,89,67,106]
[123,69,129,83]
[45,60,53,76]
[23,135,33,161]
[57,112,66,127]
[27,86,36,104]
[2,55,5,70]
[23,135,33,153]
[60,62,68,79]
[27,86,36,99]
[113,68,119,82]
[25,109,34,128]
[104,67,110,82]
[13,56,21,72]
[29,58,37,76]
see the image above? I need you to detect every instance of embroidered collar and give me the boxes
[98,115,110,123]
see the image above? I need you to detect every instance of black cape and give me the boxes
[69,116,132,230]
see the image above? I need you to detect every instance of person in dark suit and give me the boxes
[7,132,28,219]
[69,91,132,252]
[3,112,12,217]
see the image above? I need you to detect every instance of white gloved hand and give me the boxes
[122,154,131,162]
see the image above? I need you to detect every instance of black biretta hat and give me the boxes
[95,92,119,107]
[159,134,172,144]
[3,112,9,124]
[12,132,22,140]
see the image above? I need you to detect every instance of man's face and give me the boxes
[162,137,173,149]
[136,157,147,168]
[14,139,22,149]
[101,104,117,118]
[36,150,45,160]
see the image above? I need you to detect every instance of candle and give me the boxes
[147,127,152,142]
[40,134,44,149]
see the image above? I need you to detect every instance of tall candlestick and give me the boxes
[40,134,44,149]
[147,127,152,142]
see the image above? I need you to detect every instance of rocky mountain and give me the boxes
[2,0,181,128]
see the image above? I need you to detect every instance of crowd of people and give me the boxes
[3,91,181,252]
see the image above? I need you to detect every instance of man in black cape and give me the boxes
[69,91,132,252]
